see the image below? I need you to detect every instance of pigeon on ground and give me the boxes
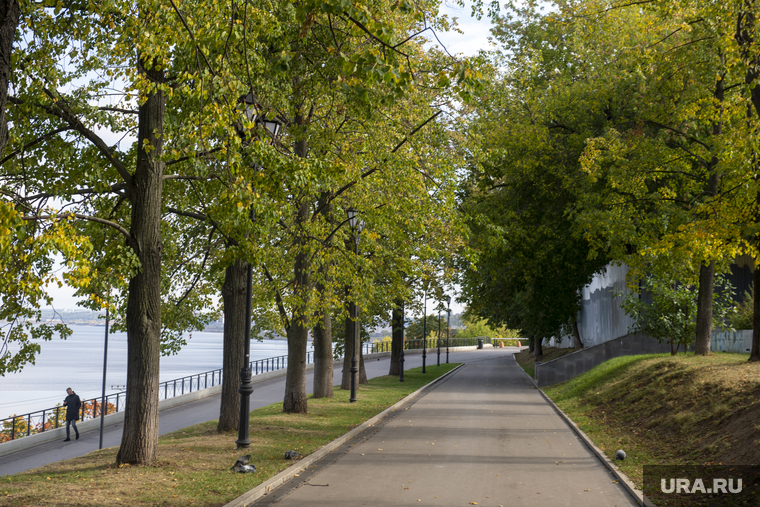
[231,454,256,473]
[615,450,626,460]
[284,450,301,460]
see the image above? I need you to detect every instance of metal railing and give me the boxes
[368,336,492,353]
[0,349,315,443]
[0,337,488,443]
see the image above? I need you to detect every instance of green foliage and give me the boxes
[620,273,735,353]
[405,314,447,341]
[729,285,754,330]
[456,316,516,339]
[620,275,698,354]
[458,34,611,342]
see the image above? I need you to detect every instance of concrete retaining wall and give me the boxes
[712,330,753,353]
[535,332,672,387]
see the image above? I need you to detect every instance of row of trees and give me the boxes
[0,0,476,465]
[460,0,760,360]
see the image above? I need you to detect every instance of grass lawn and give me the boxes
[534,353,760,488]
[1,364,458,507]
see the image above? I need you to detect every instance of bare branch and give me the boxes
[165,146,224,167]
[0,127,71,166]
[23,212,131,240]
[262,263,290,331]
[320,110,443,216]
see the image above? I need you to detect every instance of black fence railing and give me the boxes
[0,350,315,444]
[0,337,489,444]
[368,336,493,353]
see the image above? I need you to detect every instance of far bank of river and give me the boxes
[0,325,298,420]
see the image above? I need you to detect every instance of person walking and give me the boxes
[63,387,81,441]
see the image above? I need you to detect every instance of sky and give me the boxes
[43,3,496,316]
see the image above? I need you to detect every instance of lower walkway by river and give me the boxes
[0,348,459,476]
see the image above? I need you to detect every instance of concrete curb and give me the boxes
[223,363,466,507]
[511,354,655,507]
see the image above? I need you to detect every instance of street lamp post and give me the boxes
[236,246,255,449]
[446,296,451,364]
[347,208,363,403]
[437,307,441,367]
[421,292,427,374]
[99,304,109,450]
[236,92,281,449]
[399,300,405,382]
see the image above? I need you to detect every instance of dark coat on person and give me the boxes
[64,393,81,421]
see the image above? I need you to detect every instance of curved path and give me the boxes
[243,349,638,507]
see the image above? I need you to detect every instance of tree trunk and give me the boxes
[571,318,583,348]
[533,336,543,359]
[736,0,760,361]
[312,191,333,398]
[752,257,760,361]
[0,0,19,156]
[528,336,534,354]
[695,73,724,356]
[359,351,368,384]
[283,321,309,413]
[312,311,333,398]
[389,299,403,376]
[217,259,247,432]
[283,197,310,413]
[341,311,352,390]
[695,260,715,355]
[116,60,165,466]
[341,306,368,388]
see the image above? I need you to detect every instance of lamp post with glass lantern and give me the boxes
[347,208,364,403]
[437,305,441,367]
[422,291,427,373]
[236,92,280,449]
[446,296,451,364]
[399,300,405,382]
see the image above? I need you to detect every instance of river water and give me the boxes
[0,325,295,420]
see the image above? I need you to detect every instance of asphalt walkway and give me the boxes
[244,349,638,507]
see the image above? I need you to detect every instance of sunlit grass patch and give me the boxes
[542,353,760,487]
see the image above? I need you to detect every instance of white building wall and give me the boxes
[547,263,636,348]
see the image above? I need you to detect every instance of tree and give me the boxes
[0,0,18,156]
[237,1,474,413]
[458,31,611,357]
[1,0,280,464]
[568,0,750,357]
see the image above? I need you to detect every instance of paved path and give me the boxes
[0,347,460,477]
[248,349,638,507]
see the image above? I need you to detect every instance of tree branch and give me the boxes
[15,90,134,188]
[262,263,290,331]
[0,127,71,166]
[164,146,224,166]
[314,110,443,219]
[23,212,132,240]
